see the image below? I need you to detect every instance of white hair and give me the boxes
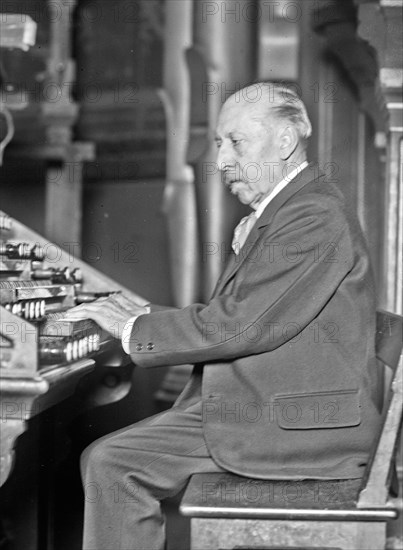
[230,82,312,143]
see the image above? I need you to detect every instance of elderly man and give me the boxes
[67,83,381,550]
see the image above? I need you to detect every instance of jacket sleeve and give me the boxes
[129,193,355,367]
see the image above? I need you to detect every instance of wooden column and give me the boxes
[192,0,258,299]
[355,0,403,314]
[160,0,258,302]
[44,143,95,251]
[159,0,199,307]
[43,0,95,255]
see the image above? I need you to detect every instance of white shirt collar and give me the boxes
[253,160,309,219]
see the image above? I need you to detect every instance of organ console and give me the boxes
[0,209,148,489]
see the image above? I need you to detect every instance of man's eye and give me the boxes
[215,141,222,149]
[231,138,242,146]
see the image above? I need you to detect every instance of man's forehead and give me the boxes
[223,94,266,114]
[217,98,270,132]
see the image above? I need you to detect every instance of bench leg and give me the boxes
[190,518,387,549]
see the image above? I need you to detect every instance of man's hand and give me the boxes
[65,293,149,339]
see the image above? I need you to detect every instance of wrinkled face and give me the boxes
[215,98,284,207]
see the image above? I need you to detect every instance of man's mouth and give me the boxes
[224,176,240,187]
[222,167,242,187]
[226,180,243,192]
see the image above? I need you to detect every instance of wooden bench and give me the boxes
[180,310,403,550]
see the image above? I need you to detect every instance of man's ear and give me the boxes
[279,126,298,160]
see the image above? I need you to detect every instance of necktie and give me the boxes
[231,212,257,254]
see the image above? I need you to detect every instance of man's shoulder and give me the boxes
[293,166,345,203]
[275,174,348,225]
[259,164,347,225]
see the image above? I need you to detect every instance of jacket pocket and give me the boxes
[273,389,361,429]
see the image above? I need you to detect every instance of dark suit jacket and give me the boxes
[129,165,381,480]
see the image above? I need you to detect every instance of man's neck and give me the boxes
[251,159,309,217]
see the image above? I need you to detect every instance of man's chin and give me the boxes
[229,183,251,203]
[233,188,253,205]
[237,195,252,205]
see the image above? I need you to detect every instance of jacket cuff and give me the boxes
[121,306,150,353]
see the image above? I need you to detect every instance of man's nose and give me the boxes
[216,141,233,169]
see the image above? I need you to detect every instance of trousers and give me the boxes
[80,386,224,550]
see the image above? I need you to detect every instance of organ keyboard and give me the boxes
[0,210,148,487]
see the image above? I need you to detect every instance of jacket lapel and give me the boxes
[211,222,261,297]
[212,164,319,297]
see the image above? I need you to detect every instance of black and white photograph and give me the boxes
[0,1,402,549]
